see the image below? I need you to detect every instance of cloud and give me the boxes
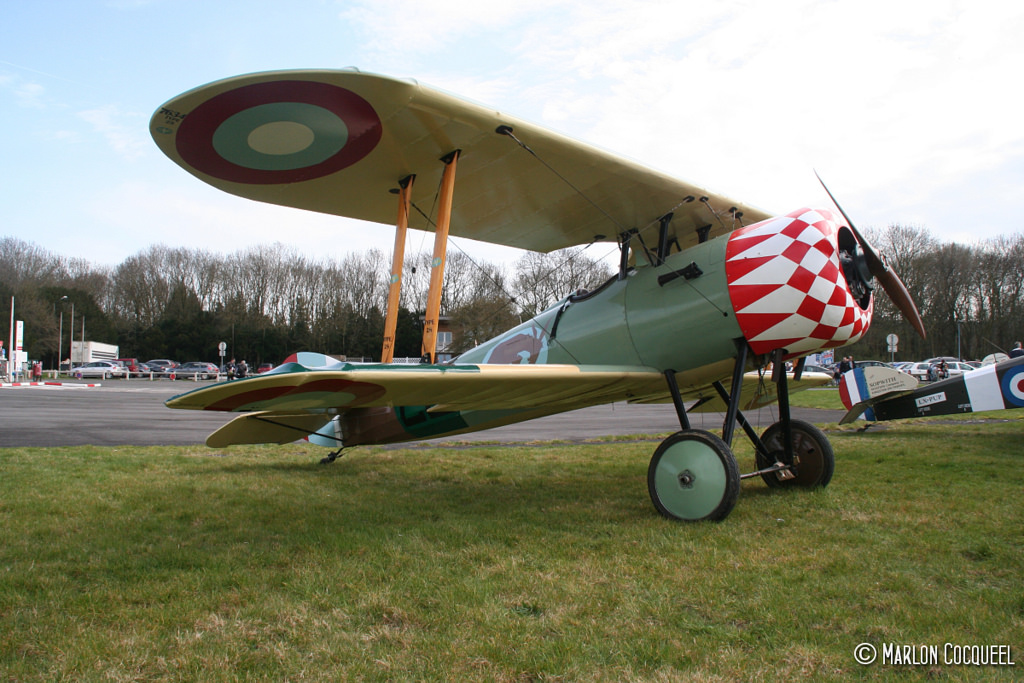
[78,105,149,161]
[422,0,1024,239]
[14,81,47,108]
[0,70,47,109]
[339,0,555,62]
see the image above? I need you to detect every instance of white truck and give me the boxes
[71,341,119,365]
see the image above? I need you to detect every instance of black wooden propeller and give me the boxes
[816,171,926,339]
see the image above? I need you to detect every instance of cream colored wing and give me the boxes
[151,69,770,253]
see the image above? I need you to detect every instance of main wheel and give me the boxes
[756,420,835,488]
[647,430,741,522]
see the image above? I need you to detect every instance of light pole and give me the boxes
[955,319,962,361]
[68,301,75,369]
[57,296,70,373]
[57,298,64,372]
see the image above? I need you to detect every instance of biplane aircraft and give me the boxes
[150,69,925,521]
[839,355,1024,423]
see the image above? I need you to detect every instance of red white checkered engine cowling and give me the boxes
[725,208,873,358]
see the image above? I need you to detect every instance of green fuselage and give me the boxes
[337,235,745,445]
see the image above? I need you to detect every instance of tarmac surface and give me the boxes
[0,378,846,449]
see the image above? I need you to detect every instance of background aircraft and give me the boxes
[151,69,925,521]
[840,355,1024,423]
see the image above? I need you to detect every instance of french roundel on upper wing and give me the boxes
[173,80,382,185]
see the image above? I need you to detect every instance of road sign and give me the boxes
[886,333,899,346]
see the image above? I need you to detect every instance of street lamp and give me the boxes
[56,296,67,372]
[58,296,74,373]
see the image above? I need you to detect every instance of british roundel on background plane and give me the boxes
[151,69,927,522]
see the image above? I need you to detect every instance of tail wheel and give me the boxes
[756,420,835,488]
[648,430,740,522]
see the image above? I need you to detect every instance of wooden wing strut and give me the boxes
[381,175,414,363]
[421,150,460,363]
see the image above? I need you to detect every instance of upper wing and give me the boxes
[150,69,770,253]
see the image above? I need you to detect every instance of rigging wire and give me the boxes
[396,126,740,359]
[407,198,588,365]
[495,129,735,321]
[497,126,631,236]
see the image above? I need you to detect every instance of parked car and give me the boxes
[74,361,126,379]
[115,357,140,373]
[175,362,220,379]
[943,361,977,378]
[906,360,976,382]
[905,362,936,382]
[853,360,893,370]
[257,362,274,373]
[145,359,179,375]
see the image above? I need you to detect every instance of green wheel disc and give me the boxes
[647,430,740,522]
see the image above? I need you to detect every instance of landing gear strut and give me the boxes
[650,342,835,522]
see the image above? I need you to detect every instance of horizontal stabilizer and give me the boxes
[840,356,1024,424]
[206,411,334,448]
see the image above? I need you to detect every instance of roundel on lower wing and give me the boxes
[1001,365,1024,407]
[175,80,382,184]
[724,208,872,357]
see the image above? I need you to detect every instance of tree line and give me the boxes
[2,225,1021,368]
[860,226,1024,362]
[0,236,612,368]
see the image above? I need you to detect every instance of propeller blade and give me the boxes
[815,171,927,339]
[874,266,927,339]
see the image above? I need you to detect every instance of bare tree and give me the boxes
[513,247,613,318]
[109,246,173,327]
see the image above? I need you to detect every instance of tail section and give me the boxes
[838,366,918,423]
[205,412,335,447]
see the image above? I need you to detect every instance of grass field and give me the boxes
[2,413,1022,681]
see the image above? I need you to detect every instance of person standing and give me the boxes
[1010,342,1024,359]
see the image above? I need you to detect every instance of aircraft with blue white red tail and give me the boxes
[150,69,926,521]
[839,355,1024,424]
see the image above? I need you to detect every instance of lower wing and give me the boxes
[628,368,834,412]
[171,360,668,447]
[172,360,837,448]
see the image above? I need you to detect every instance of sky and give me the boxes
[3,0,1023,270]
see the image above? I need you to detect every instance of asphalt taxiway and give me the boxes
[0,379,845,448]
